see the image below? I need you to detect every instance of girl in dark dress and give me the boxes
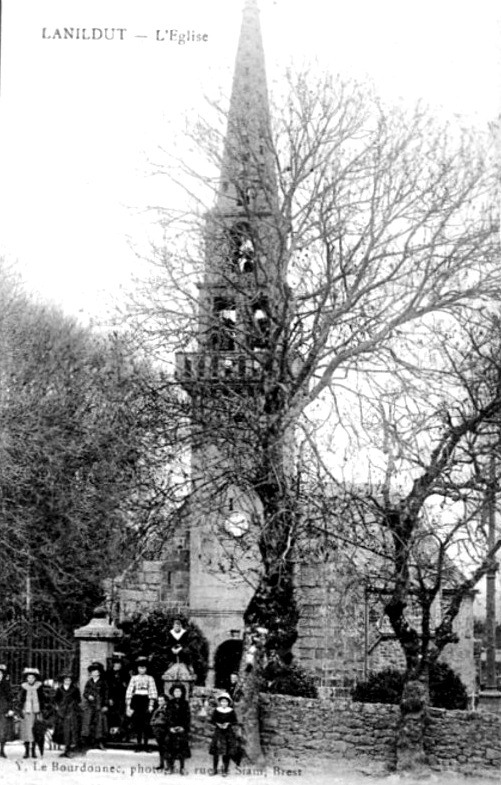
[0,665,14,758]
[208,693,239,777]
[53,674,81,757]
[165,684,191,775]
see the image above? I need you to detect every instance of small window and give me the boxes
[250,297,270,349]
[211,296,237,351]
[228,222,255,273]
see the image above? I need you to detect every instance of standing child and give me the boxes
[150,694,168,770]
[165,684,191,775]
[53,673,81,757]
[0,665,14,758]
[208,693,239,777]
[125,656,158,752]
[18,667,45,759]
[81,662,109,750]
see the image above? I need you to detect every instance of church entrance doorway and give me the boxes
[214,639,243,690]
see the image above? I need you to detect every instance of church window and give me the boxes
[228,222,255,273]
[211,296,237,351]
[250,296,270,349]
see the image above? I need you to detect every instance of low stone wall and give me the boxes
[259,695,398,766]
[426,706,501,770]
[190,691,501,773]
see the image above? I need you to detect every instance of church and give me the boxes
[109,0,475,700]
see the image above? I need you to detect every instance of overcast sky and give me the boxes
[0,0,500,321]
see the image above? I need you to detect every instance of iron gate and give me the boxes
[0,617,79,687]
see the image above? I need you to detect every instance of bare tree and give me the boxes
[125,72,500,763]
[302,313,501,769]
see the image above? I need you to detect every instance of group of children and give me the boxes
[0,657,242,776]
[150,686,239,776]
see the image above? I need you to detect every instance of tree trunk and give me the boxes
[235,540,298,764]
[396,675,430,771]
[234,626,267,765]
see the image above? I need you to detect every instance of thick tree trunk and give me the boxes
[396,675,430,771]
[235,526,299,764]
[234,626,267,765]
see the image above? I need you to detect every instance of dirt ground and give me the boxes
[0,743,499,785]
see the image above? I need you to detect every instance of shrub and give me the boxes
[429,661,468,710]
[262,657,318,698]
[352,662,467,710]
[352,667,403,705]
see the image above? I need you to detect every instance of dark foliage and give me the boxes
[352,667,403,705]
[118,608,209,686]
[261,655,318,698]
[429,662,468,710]
[0,293,166,633]
[352,663,468,710]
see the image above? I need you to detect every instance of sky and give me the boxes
[0,0,500,322]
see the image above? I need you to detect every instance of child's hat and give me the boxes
[23,666,40,676]
[88,661,104,673]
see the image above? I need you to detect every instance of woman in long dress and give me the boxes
[18,667,45,759]
[81,661,109,750]
[53,673,81,757]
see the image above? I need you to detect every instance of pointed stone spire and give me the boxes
[216,0,277,215]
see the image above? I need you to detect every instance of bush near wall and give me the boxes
[352,664,468,710]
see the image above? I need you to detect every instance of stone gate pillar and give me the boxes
[74,606,123,689]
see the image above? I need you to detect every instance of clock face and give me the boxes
[223,511,250,538]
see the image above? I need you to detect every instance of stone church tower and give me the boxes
[173,0,282,685]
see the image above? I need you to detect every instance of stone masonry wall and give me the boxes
[190,691,501,773]
[426,707,501,770]
[110,554,190,621]
[295,553,476,698]
[294,559,365,690]
[260,695,398,766]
